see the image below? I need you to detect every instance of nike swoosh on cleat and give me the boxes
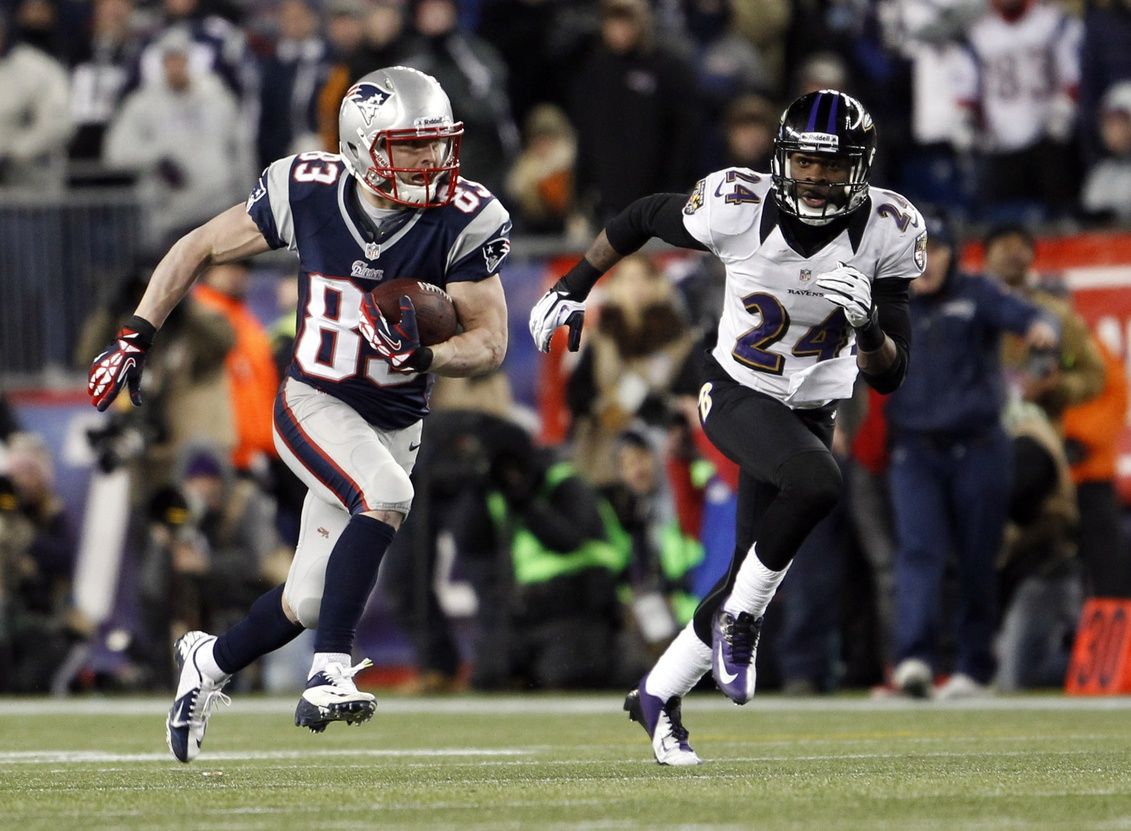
[716,643,739,684]
[171,695,193,726]
[307,689,364,700]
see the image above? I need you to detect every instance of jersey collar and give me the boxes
[339,175,424,260]
[764,195,872,258]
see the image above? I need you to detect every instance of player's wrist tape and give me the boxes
[855,309,885,352]
[123,314,157,349]
[405,346,433,372]
[555,259,603,300]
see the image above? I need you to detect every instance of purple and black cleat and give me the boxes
[623,675,701,766]
[711,610,763,704]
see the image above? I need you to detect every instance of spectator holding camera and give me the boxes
[462,430,628,691]
[601,428,704,671]
[985,224,1106,430]
[986,224,1131,599]
[134,445,284,689]
[379,372,529,695]
[0,432,80,692]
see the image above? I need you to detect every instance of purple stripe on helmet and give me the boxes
[805,93,821,132]
[827,94,839,133]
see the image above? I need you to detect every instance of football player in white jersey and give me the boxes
[88,67,511,762]
[531,90,925,765]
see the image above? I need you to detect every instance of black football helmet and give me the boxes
[771,90,876,225]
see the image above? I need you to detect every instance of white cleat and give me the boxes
[624,676,702,766]
[935,673,993,700]
[295,658,377,733]
[165,631,231,763]
[893,658,933,699]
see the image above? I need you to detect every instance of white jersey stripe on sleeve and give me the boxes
[267,159,297,251]
[445,198,510,271]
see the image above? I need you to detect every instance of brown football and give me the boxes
[369,278,458,346]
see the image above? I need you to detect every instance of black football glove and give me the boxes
[88,315,156,412]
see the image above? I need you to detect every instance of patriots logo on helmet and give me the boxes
[482,238,511,273]
[345,82,393,127]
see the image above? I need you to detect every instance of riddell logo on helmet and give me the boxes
[797,132,840,152]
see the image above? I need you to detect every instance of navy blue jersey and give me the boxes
[886,272,1047,437]
[247,150,511,428]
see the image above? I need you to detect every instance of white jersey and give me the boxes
[950,3,1082,152]
[682,168,925,408]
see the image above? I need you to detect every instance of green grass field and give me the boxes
[2,693,1131,830]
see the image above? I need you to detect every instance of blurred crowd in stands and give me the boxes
[1,0,1130,239]
[3,0,1131,697]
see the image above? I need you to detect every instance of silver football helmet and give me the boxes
[338,66,464,208]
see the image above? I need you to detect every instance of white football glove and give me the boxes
[529,288,585,353]
[815,262,873,328]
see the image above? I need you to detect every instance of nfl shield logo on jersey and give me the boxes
[799,268,813,283]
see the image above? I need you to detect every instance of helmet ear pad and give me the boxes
[770,90,876,226]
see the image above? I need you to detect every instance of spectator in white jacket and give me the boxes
[104,27,250,250]
[0,11,72,191]
[949,0,1083,222]
[1081,82,1131,225]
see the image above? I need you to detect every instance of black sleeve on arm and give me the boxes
[604,193,708,255]
[556,193,707,299]
[860,278,912,394]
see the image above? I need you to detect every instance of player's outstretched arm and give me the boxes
[135,204,272,329]
[87,204,271,411]
[528,230,617,353]
[430,274,508,377]
[529,194,706,352]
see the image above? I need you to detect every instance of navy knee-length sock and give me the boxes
[213,584,304,675]
[314,514,397,654]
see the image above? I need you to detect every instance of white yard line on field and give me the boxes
[2,694,1131,718]
[0,747,531,764]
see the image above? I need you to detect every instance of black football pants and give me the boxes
[691,361,842,644]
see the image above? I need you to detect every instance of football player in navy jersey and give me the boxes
[531,90,924,765]
[88,66,511,762]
